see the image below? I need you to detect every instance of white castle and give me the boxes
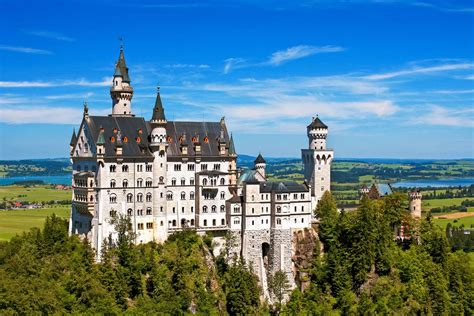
[69,48,333,290]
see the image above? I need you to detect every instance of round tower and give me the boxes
[307,115,328,150]
[110,46,134,116]
[409,189,422,219]
[254,153,266,180]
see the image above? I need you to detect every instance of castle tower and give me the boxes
[228,134,238,186]
[149,87,169,242]
[302,116,334,210]
[409,189,422,219]
[254,153,266,180]
[110,46,134,116]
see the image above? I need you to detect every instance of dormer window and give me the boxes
[136,137,141,143]
[123,136,128,143]
[110,136,115,143]
[113,128,118,134]
[204,137,209,143]
[167,136,173,143]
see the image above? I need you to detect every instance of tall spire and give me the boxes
[229,133,236,156]
[70,128,77,146]
[150,86,166,124]
[114,45,131,83]
[111,45,134,116]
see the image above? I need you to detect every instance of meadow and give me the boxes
[0,185,71,202]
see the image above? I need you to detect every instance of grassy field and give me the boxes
[423,197,474,210]
[432,215,474,229]
[0,207,70,241]
[0,185,71,202]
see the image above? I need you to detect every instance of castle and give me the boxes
[69,47,333,291]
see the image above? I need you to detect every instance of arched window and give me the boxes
[212,219,216,226]
[181,218,186,227]
[171,178,177,186]
[221,219,225,226]
[190,219,195,226]
[220,205,225,213]
[203,206,208,213]
[277,206,281,213]
[220,191,225,200]
[203,219,207,226]
[146,193,152,202]
[172,220,177,227]
[137,178,143,187]
[127,208,133,216]
[122,179,128,188]
[220,178,225,185]
[190,191,195,200]
[109,165,116,172]
[109,194,117,203]
[180,191,186,200]
[203,178,208,186]
[122,165,128,172]
[110,180,116,188]
[127,193,133,203]
[166,191,173,200]
[146,207,152,215]
[181,178,185,186]
[212,205,217,213]
[190,178,195,185]
[251,195,255,201]
[159,176,164,184]
[277,218,281,225]
[137,193,143,202]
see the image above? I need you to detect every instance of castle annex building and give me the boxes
[69,48,333,289]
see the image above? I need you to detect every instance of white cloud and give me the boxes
[24,30,75,42]
[0,45,52,55]
[410,105,474,127]
[166,63,210,69]
[0,106,109,124]
[267,45,344,66]
[223,58,246,74]
[365,63,474,80]
[45,92,94,100]
[0,78,111,88]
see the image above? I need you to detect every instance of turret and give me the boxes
[96,127,105,164]
[69,128,77,156]
[409,189,422,219]
[228,133,238,186]
[254,153,266,180]
[307,115,328,150]
[110,46,134,116]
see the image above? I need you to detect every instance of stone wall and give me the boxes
[291,227,319,292]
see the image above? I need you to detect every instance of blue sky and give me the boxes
[0,0,473,160]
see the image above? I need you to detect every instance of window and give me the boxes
[191,206,194,213]
[127,209,133,216]
[109,194,117,203]
[138,223,144,230]
[172,220,176,227]
[127,193,133,203]
[181,178,185,186]
[190,219,195,226]
[122,180,128,188]
[190,178,195,185]
[146,164,152,172]
[321,186,324,191]
[201,164,208,171]
[160,221,164,226]
[251,220,254,226]
[146,222,153,229]
[301,206,304,212]
[294,206,297,212]
[174,164,181,171]
[252,208,255,214]
[137,193,143,202]
[146,207,152,215]
[294,194,298,200]
[137,165,143,172]
[203,178,208,186]
[233,218,240,225]
[182,207,185,213]
[213,164,220,171]
[109,165,116,172]
[302,218,304,223]
[301,193,305,199]
[277,218,281,225]
[171,178,177,186]
[146,193,152,202]
[220,191,225,200]
[212,205,217,213]
[233,206,240,213]
[277,206,281,213]
[190,191,195,200]
[110,180,116,188]
[122,165,129,172]
[136,179,142,187]
[212,219,216,226]
[220,205,225,213]
[251,195,255,201]
[181,192,186,200]
[166,192,173,201]
[181,218,186,227]
[159,176,164,184]
[109,210,116,217]
[203,206,208,213]
[137,209,143,216]
[146,180,152,187]
[220,178,225,186]
[188,164,195,171]
[203,219,207,226]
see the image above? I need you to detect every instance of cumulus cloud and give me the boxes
[410,105,474,127]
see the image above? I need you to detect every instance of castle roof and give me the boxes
[70,128,77,146]
[307,116,328,129]
[254,153,266,164]
[114,48,131,83]
[228,134,236,155]
[260,181,308,193]
[150,88,166,123]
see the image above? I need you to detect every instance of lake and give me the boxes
[0,175,72,186]
[392,178,474,188]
